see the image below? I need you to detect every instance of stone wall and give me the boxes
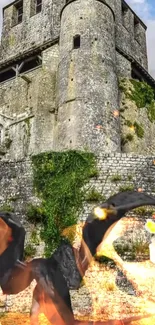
[0,153,155,314]
[80,152,155,219]
[0,0,64,62]
[56,0,121,154]
[0,0,152,159]
[119,79,155,155]
[0,0,148,72]
[1,152,155,224]
[0,159,33,222]
[0,44,59,160]
[115,0,148,70]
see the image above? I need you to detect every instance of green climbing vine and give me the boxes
[119,78,155,122]
[28,150,98,256]
[129,79,155,112]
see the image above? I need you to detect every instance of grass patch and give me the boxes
[119,185,134,192]
[111,174,122,182]
[85,188,105,202]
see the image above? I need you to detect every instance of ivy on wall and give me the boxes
[119,78,155,148]
[28,150,98,256]
[119,78,155,122]
[129,79,155,116]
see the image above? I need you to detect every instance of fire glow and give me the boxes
[113,110,119,118]
[1,219,155,324]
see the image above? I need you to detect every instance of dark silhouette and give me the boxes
[1,191,155,324]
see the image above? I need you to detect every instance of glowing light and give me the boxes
[113,110,119,117]
[94,207,107,220]
[129,125,135,131]
[153,160,155,165]
[138,188,143,192]
[145,219,155,234]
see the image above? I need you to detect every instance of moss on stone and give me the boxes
[120,78,155,123]
[133,121,144,138]
[129,79,154,109]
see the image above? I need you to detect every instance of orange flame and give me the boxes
[113,110,119,118]
[2,220,155,324]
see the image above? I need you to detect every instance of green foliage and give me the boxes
[127,174,133,181]
[24,243,36,259]
[119,185,134,192]
[31,229,40,245]
[31,150,97,256]
[111,174,122,182]
[0,203,14,212]
[133,206,148,215]
[85,187,105,202]
[129,79,154,107]
[133,121,144,138]
[26,204,46,224]
[124,119,144,139]
[120,78,155,122]
[147,101,155,122]
[133,207,155,216]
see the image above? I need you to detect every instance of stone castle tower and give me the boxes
[0,0,155,160]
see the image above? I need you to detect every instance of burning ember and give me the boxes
[137,188,143,192]
[113,110,119,118]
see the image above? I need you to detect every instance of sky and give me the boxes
[0,0,154,77]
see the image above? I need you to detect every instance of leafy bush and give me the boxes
[31,150,97,256]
